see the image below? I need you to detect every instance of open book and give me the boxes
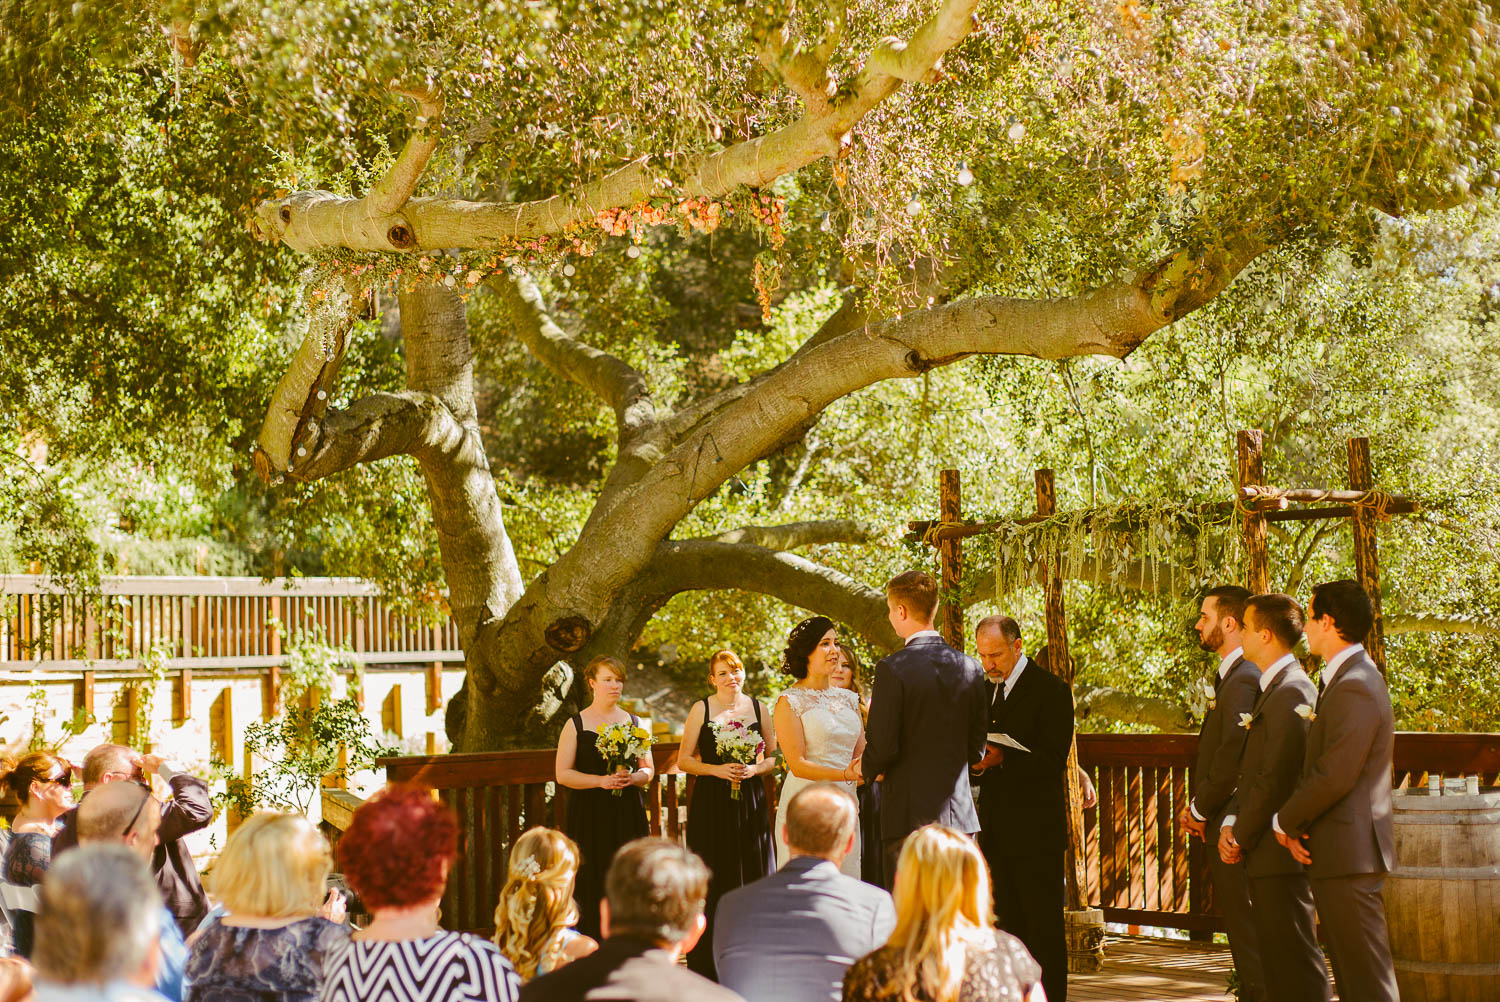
[986,732,1031,753]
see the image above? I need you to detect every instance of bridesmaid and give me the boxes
[554,654,653,941]
[831,643,885,889]
[678,649,778,980]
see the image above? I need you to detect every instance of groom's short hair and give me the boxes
[784,784,858,857]
[887,570,939,621]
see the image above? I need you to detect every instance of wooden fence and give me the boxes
[0,575,462,672]
[346,732,1500,936]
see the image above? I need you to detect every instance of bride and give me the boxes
[773,616,865,876]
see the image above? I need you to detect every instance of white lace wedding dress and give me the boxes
[775,685,863,877]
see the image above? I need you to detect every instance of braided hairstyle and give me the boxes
[493,827,583,980]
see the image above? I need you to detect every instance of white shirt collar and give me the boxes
[905,629,941,645]
[1218,646,1244,679]
[1003,655,1029,698]
[1260,651,1298,691]
[1322,643,1366,687]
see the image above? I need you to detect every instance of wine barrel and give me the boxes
[1383,788,1500,1002]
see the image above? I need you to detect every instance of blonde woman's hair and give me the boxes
[493,827,582,980]
[208,812,332,918]
[880,825,996,1002]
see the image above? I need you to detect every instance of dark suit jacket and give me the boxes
[976,659,1074,856]
[1228,665,1318,877]
[1192,655,1260,825]
[864,635,988,839]
[713,856,895,1002]
[1277,650,1396,878]
[53,770,215,933]
[519,935,746,1002]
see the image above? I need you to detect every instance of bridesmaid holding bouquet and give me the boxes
[678,649,778,980]
[554,655,654,941]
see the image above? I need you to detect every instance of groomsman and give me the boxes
[1217,594,1330,1002]
[972,616,1073,1002]
[1179,585,1265,1002]
[1274,580,1398,1002]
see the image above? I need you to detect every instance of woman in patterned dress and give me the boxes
[1,751,74,958]
[842,825,1044,1002]
[321,785,521,1002]
[679,649,778,978]
[772,616,865,877]
[185,811,349,1002]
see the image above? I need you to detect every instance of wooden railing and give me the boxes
[317,732,1500,937]
[1077,732,1500,935]
[0,575,462,671]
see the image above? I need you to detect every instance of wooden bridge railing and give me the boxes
[0,575,462,671]
[318,732,1500,936]
[1078,732,1500,935]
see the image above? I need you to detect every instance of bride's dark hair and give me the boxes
[781,616,835,679]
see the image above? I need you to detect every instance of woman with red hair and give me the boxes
[320,785,520,1002]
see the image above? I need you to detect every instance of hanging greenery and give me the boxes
[973,497,1244,602]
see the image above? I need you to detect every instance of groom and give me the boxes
[863,570,989,888]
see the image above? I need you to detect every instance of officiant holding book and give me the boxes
[973,615,1075,1002]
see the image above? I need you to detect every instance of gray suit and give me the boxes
[1277,649,1397,1002]
[1192,655,1265,1002]
[1227,665,1330,1002]
[712,856,896,1002]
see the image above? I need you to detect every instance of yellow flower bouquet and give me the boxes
[596,721,654,796]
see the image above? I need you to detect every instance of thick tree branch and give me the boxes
[496,272,655,441]
[699,519,881,549]
[252,0,982,254]
[253,283,363,481]
[637,538,901,650]
[1387,613,1500,638]
[756,16,837,113]
[368,83,445,217]
[290,391,466,481]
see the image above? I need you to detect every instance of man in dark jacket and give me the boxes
[1179,585,1264,1002]
[52,743,214,935]
[973,615,1073,1002]
[1218,593,1330,1002]
[1274,580,1398,1002]
[862,570,989,887]
[520,838,744,1002]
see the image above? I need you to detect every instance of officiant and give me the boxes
[972,615,1074,1002]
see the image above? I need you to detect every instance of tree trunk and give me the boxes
[394,285,533,750]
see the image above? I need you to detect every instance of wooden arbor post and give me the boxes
[938,468,965,649]
[1348,438,1388,674]
[1237,430,1270,593]
[1036,469,1105,970]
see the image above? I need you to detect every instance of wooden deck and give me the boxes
[1069,937,1237,1002]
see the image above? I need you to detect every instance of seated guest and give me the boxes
[714,784,895,1002]
[321,785,520,1002]
[843,826,1045,1002]
[518,838,744,1002]
[77,782,187,1002]
[32,844,168,1002]
[185,812,350,1002]
[55,745,214,935]
[492,828,597,981]
[0,752,74,958]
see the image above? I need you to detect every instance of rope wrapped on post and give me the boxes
[920,520,967,548]
[1237,486,1401,521]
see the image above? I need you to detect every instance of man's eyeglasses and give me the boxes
[121,789,154,839]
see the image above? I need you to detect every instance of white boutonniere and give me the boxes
[1199,678,1217,710]
[1238,712,1254,729]
[1295,703,1317,722]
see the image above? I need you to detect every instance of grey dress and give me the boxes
[185,915,349,1002]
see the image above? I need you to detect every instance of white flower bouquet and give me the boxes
[596,721,654,796]
[709,718,765,800]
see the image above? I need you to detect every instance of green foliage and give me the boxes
[215,697,396,815]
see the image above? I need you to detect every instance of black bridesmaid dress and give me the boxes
[684,697,776,980]
[562,712,650,941]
